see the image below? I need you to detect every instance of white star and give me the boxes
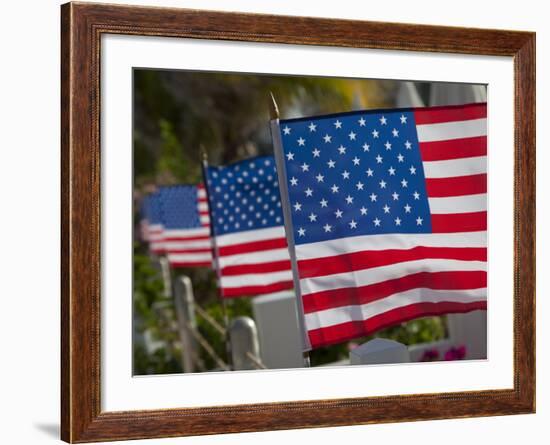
[308,122,317,132]
[383,204,391,214]
[335,209,343,218]
[297,137,305,146]
[384,141,392,150]
[323,223,332,233]
[286,152,295,161]
[366,168,374,177]
[413,191,420,200]
[342,170,350,179]
[323,134,332,143]
[376,155,383,164]
[301,163,310,172]
[327,159,336,168]
[401,179,408,188]
[283,126,291,135]
[380,116,387,125]
[392,128,399,137]
[312,148,321,157]
[405,140,412,149]
[379,180,387,189]
[358,117,366,126]
[372,129,379,138]
[404,204,412,213]
[345,195,354,204]
[388,166,396,176]
[409,166,417,175]
[316,173,324,183]
[349,131,357,140]
[298,227,306,236]
[373,218,381,226]
[392,192,399,200]
[363,143,370,152]
[356,181,364,190]
[338,145,347,155]
[290,177,298,186]
[370,193,377,202]
[320,198,328,208]
[397,153,404,163]
[416,217,423,226]
[293,202,302,211]
[331,184,339,193]
[309,213,317,222]
[305,188,313,197]
[334,120,342,129]
[400,114,408,124]
[352,157,360,166]
[395,217,402,226]
[360,206,368,215]
[349,220,358,229]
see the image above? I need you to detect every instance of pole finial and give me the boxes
[269,91,280,120]
[200,144,208,163]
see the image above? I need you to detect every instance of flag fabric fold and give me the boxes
[273,102,487,349]
[204,156,293,298]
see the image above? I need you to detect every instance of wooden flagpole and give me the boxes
[200,146,233,370]
[269,92,311,367]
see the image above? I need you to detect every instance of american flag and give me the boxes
[140,192,165,254]
[157,184,212,268]
[273,102,487,350]
[204,156,293,297]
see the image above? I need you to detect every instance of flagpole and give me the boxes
[200,147,233,370]
[269,92,312,367]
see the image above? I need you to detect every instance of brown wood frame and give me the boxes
[61,1,536,442]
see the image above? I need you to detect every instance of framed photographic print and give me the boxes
[61,2,535,442]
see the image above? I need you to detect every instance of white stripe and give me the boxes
[304,288,486,330]
[167,252,212,263]
[428,194,487,214]
[300,259,487,295]
[218,247,290,269]
[162,227,210,238]
[295,232,487,261]
[216,226,286,247]
[198,188,207,198]
[198,202,209,211]
[221,269,293,288]
[200,216,211,224]
[423,156,486,178]
[416,118,487,142]
[163,239,212,250]
[147,223,164,233]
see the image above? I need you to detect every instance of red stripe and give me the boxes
[222,280,293,298]
[419,136,486,161]
[164,248,212,254]
[199,211,210,215]
[426,173,486,197]
[414,103,486,125]
[169,261,212,268]
[303,271,486,313]
[298,246,486,279]
[308,301,487,349]
[162,234,210,242]
[431,212,487,233]
[218,237,288,257]
[221,260,292,276]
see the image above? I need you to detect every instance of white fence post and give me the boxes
[229,317,262,370]
[173,276,198,373]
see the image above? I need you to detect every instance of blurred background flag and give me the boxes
[272,102,487,350]
[140,192,165,254]
[157,184,213,268]
[204,156,293,298]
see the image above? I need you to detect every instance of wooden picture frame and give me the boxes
[61,2,535,442]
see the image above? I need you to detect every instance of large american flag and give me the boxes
[140,192,165,254]
[274,102,487,350]
[157,184,212,268]
[204,156,293,297]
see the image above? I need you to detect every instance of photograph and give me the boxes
[133,69,488,375]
